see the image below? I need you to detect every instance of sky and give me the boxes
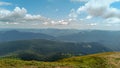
[0,0,120,30]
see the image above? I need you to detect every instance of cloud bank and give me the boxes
[0,7,71,25]
[68,0,120,27]
[77,0,120,19]
[0,7,50,24]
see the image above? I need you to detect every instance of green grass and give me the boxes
[0,58,74,68]
[59,55,109,68]
[0,52,120,68]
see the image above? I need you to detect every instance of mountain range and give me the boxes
[0,29,120,51]
[0,39,111,61]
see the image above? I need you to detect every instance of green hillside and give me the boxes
[59,52,120,68]
[0,39,111,61]
[0,52,120,68]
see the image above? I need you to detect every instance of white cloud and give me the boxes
[0,7,70,26]
[73,0,120,25]
[89,23,97,26]
[58,20,69,25]
[0,7,27,22]
[77,0,120,18]
[86,15,92,19]
[0,2,11,6]
[105,17,120,24]
[43,19,70,25]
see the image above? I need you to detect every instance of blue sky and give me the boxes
[0,0,120,30]
[1,0,84,19]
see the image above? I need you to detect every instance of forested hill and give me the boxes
[0,39,111,61]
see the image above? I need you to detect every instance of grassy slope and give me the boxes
[0,52,120,68]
